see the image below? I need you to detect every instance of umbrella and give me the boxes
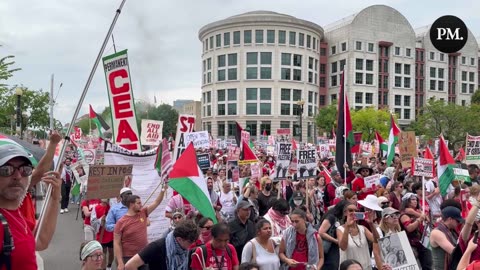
[0,133,46,164]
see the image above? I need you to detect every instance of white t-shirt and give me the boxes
[241,238,280,270]
[425,180,442,217]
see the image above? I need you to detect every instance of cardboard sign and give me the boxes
[296,148,317,179]
[86,165,133,199]
[379,231,419,270]
[413,158,434,177]
[364,174,381,189]
[184,131,209,149]
[196,153,211,170]
[275,143,292,180]
[398,131,417,168]
[140,119,163,146]
[466,134,480,164]
[102,49,141,152]
[172,114,196,161]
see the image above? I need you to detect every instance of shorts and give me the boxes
[101,241,113,248]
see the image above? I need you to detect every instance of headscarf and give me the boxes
[402,192,417,202]
[80,241,102,261]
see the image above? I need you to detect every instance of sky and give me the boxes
[1,0,480,124]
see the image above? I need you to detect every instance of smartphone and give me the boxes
[474,230,479,244]
[354,212,366,220]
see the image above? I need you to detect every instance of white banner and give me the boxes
[364,174,381,190]
[102,50,141,152]
[275,143,292,180]
[141,119,163,146]
[184,131,209,149]
[103,141,170,242]
[173,114,196,161]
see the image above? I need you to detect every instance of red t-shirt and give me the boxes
[114,208,149,257]
[190,242,239,270]
[0,209,37,270]
[94,204,113,244]
[290,232,309,270]
[81,199,101,226]
[19,193,36,227]
[352,177,375,200]
[460,235,480,262]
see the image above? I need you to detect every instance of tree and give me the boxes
[136,103,179,138]
[315,102,337,134]
[471,90,480,105]
[408,98,477,148]
[350,107,392,141]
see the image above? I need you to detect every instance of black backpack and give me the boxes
[0,213,13,270]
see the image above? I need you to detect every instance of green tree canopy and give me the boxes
[471,89,480,105]
[315,102,337,134]
[351,107,392,141]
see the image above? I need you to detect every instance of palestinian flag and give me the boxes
[0,135,37,166]
[335,71,354,178]
[234,122,242,147]
[168,143,217,223]
[437,135,455,196]
[455,147,466,162]
[155,138,173,183]
[375,131,388,153]
[89,105,110,137]
[386,115,400,166]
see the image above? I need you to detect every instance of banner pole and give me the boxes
[35,0,128,241]
[422,176,425,215]
[343,71,347,183]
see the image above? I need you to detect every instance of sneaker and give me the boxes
[76,202,80,205]
[60,209,64,214]
[64,208,69,213]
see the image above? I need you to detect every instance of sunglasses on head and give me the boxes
[0,164,33,177]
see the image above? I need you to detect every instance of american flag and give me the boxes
[155,138,173,183]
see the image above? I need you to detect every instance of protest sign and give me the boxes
[227,146,241,161]
[399,131,417,168]
[172,114,196,161]
[296,148,317,179]
[454,168,470,182]
[102,49,141,152]
[227,160,239,182]
[276,128,291,135]
[241,130,250,145]
[268,135,275,145]
[250,163,261,179]
[379,231,419,270]
[275,143,292,180]
[184,131,209,149]
[86,165,133,200]
[466,134,480,164]
[413,158,434,177]
[103,141,169,242]
[83,149,96,165]
[318,144,331,159]
[140,119,163,146]
[364,174,381,190]
[196,153,211,170]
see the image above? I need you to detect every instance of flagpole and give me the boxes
[343,71,347,181]
[422,176,425,215]
[35,0,128,242]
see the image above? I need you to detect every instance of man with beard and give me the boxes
[0,144,62,269]
[60,157,74,213]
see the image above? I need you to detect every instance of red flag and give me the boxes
[455,147,466,162]
[291,138,298,151]
[263,129,267,136]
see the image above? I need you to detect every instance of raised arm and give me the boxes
[30,131,61,188]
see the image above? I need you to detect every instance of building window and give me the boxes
[299,33,304,46]
[440,53,444,61]
[366,74,373,85]
[320,64,326,74]
[470,84,475,93]
[246,121,257,136]
[224,32,230,46]
[404,77,411,88]
[438,81,444,91]
[462,56,466,64]
[340,59,346,71]
[355,73,363,84]
[246,103,257,115]
[395,63,402,74]
[404,96,410,106]
[228,104,237,115]
[356,59,363,70]
[404,109,410,120]
[227,122,236,136]
[331,45,336,55]
[365,93,373,104]
[319,77,326,87]
[341,42,347,51]
[281,88,290,100]
[471,58,475,66]
[244,30,252,44]
[209,36,213,49]
[395,47,400,56]
[320,47,326,56]
[462,83,467,93]
[228,88,237,101]
[281,103,290,115]
[218,122,225,137]
[306,35,311,48]
[366,60,373,71]
[430,67,436,78]
[233,31,240,45]
[319,95,326,105]
[356,41,362,51]
[406,48,411,57]
[246,52,272,80]
[331,62,337,73]
[218,104,225,115]
[279,30,286,44]
[430,52,435,60]
[368,43,374,52]
[255,30,263,43]
[267,30,275,43]
[217,89,225,102]
[395,76,402,87]
[395,95,401,106]
[260,121,271,136]
[470,72,475,82]
[430,80,436,90]
[216,34,221,47]
[404,64,411,75]
[289,31,296,45]
[355,92,363,103]
[462,100,466,106]
[462,71,467,81]
[293,89,302,101]
[331,75,338,87]
[438,68,444,79]
[281,54,302,81]
[280,121,290,128]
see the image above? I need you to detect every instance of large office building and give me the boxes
[199,5,479,140]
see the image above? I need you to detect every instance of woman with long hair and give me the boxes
[378,207,402,236]
[318,200,352,270]
[399,193,432,270]
[337,202,383,270]
[279,209,324,270]
[241,219,280,269]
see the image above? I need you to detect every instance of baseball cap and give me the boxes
[330,170,339,177]
[120,187,132,195]
[442,206,465,224]
[0,144,33,167]
[382,207,400,218]
[237,200,254,210]
[293,191,304,200]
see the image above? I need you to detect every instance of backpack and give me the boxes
[190,243,233,269]
[0,213,13,270]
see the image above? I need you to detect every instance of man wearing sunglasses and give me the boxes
[0,143,62,270]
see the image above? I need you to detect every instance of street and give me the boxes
[39,203,84,269]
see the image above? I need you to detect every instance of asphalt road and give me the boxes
[39,203,84,270]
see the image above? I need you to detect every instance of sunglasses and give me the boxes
[346,208,358,212]
[386,213,400,219]
[0,164,33,177]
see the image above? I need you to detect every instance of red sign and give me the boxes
[276,128,291,135]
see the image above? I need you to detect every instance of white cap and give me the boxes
[120,187,132,195]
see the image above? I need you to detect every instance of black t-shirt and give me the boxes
[138,238,167,270]
[257,191,277,216]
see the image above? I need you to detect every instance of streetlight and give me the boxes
[296,100,305,143]
[15,87,23,137]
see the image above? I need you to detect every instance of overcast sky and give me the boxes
[1,0,479,124]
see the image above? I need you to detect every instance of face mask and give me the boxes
[201,231,212,242]
[293,199,303,206]
[265,184,272,191]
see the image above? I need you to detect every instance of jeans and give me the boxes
[61,182,71,209]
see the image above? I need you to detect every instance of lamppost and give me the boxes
[15,87,23,138]
[296,100,305,143]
